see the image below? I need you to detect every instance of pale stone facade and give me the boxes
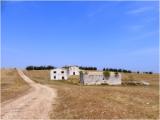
[80,71,121,85]
[68,66,80,75]
[50,68,68,80]
[50,66,79,80]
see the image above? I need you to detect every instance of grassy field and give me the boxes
[1,69,30,102]
[24,70,159,119]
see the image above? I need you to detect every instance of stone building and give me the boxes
[68,66,80,75]
[50,68,68,80]
[50,66,79,80]
[80,71,121,85]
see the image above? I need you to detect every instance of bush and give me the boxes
[103,71,110,79]
[79,71,83,75]
[115,72,119,77]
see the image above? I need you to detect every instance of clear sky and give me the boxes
[1,1,159,72]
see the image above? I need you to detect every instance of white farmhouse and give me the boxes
[50,66,79,80]
[50,68,68,80]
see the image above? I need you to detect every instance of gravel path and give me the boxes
[1,69,57,119]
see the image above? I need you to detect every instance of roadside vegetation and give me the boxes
[1,69,30,102]
[24,70,159,119]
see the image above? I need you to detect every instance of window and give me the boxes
[73,72,75,75]
[54,71,56,73]
[61,71,64,73]
[54,76,56,79]
[62,76,64,80]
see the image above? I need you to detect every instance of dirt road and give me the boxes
[1,69,57,119]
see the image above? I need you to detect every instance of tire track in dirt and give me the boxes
[1,69,57,119]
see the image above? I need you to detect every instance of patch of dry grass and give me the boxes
[51,85,159,119]
[25,70,159,119]
[23,70,50,84]
[122,73,159,81]
[1,69,30,102]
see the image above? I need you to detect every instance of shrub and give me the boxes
[103,71,110,79]
[79,71,83,75]
[115,72,119,77]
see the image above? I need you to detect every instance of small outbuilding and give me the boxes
[68,66,80,75]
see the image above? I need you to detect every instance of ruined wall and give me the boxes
[82,75,104,85]
[80,72,121,85]
[106,73,121,85]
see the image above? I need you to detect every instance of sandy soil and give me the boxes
[1,69,57,119]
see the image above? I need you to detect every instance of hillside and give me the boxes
[1,69,30,102]
[24,70,159,119]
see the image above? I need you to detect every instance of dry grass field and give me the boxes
[24,70,159,119]
[1,69,30,102]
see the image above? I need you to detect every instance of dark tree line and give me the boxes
[26,65,153,74]
[103,68,132,73]
[136,71,153,74]
[143,72,153,74]
[26,65,55,70]
[79,66,97,70]
[103,68,153,74]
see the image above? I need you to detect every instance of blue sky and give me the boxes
[1,1,159,72]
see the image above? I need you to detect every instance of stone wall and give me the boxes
[80,72,121,85]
